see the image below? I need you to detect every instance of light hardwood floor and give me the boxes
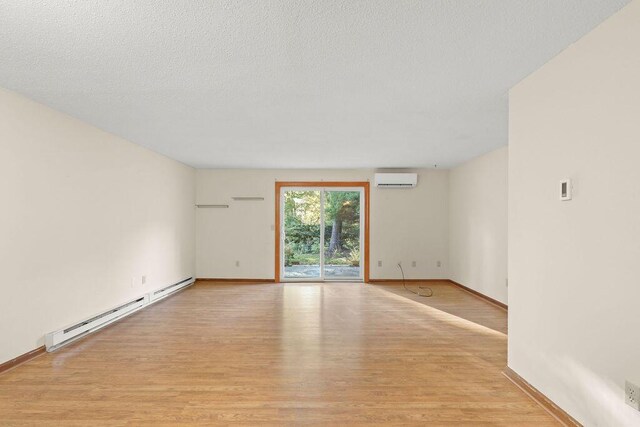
[0,281,557,426]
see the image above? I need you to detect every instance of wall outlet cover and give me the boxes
[560,179,572,201]
[626,380,640,411]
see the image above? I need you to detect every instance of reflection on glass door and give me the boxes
[282,188,363,281]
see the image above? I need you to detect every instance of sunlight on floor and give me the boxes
[369,285,507,338]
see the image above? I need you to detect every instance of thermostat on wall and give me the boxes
[560,179,572,201]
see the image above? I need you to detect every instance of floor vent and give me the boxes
[45,276,194,352]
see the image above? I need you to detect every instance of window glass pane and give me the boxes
[283,190,321,279]
[323,190,361,279]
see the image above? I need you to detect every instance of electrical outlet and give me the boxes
[141,276,146,285]
[411,261,416,267]
[437,261,442,268]
[378,260,382,267]
[235,260,240,267]
[626,380,640,411]
[506,278,509,287]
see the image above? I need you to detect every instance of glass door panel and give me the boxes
[323,190,362,279]
[283,190,322,279]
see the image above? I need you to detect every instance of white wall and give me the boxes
[196,169,449,280]
[449,147,508,304]
[509,1,640,425]
[0,87,195,365]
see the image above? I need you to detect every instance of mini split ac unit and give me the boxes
[374,173,418,188]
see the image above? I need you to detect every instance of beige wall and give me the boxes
[509,1,640,425]
[196,169,449,280]
[0,87,195,365]
[449,147,508,304]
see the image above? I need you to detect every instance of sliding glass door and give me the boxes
[323,190,361,279]
[282,188,363,281]
[282,190,322,280]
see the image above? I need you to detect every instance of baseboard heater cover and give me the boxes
[45,277,194,352]
[150,277,195,303]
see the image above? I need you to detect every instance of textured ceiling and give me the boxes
[0,1,630,169]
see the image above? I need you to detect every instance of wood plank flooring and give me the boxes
[0,281,557,426]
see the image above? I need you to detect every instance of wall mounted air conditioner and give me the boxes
[374,173,418,188]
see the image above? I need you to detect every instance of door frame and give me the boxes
[275,181,370,283]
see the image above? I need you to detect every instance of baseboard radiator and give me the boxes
[150,277,194,302]
[45,277,195,352]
